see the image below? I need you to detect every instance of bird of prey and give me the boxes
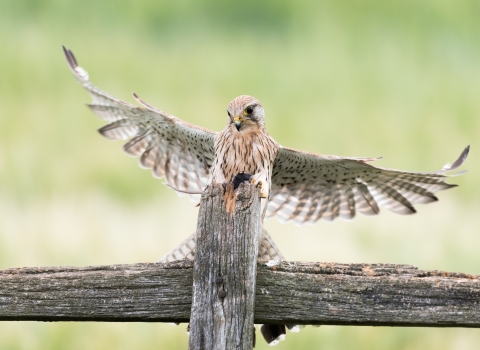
[63,46,469,345]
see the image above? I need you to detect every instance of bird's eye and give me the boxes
[245,106,254,115]
[227,110,232,118]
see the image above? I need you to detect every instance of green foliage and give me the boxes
[1,0,479,349]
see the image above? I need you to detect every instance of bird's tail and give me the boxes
[158,228,284,262]
[158,228,299,346]
[157,233,196,262]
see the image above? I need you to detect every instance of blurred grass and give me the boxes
[1,0,479,349]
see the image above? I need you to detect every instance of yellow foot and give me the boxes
[250,179,266,198]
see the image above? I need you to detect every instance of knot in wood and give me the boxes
[233,182,259,212]
[222,181,259,216]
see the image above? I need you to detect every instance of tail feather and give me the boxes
[158,234,196,262]
[160,229,300,346]
[158,228,285,262]
[258,228,286,261]
[260,324,286,346]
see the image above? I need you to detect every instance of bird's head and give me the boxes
[226,95,265,132]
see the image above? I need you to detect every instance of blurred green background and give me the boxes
[1,0,479,349]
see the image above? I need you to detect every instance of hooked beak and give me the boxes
[233,116,244,131]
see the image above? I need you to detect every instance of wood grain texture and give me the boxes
[1,261,479,327]
[0,261,192,322]
[188,183,261,350]
[255,261,480,327]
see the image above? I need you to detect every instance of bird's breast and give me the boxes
[210,129,279,184]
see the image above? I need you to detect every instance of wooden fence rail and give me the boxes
[1,260,480,327]
[1,182,479,350]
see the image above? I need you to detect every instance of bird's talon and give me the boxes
[256,180,263,189]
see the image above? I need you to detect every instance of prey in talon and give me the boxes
[231,172,267,198]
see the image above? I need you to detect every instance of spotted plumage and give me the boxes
[64,46,469,346]
[64,46,469,227]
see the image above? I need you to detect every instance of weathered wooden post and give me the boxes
[188,182,261,350]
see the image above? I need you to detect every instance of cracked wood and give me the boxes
[188,182,261,350]
[1,261,479,327]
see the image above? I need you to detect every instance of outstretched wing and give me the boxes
[63,46,216,199]
[267,146,469,225]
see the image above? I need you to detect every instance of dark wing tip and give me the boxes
[446,183,459,189]
[452,145,470,168]
[62,45,78,70]
[444,145,470,172]
[62,46,89,82]
[97,124,115,138]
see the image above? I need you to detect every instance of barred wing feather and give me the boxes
[63,46,215,200]
[268,146,469,225]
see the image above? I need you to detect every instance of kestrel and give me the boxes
[63,46,469,345]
